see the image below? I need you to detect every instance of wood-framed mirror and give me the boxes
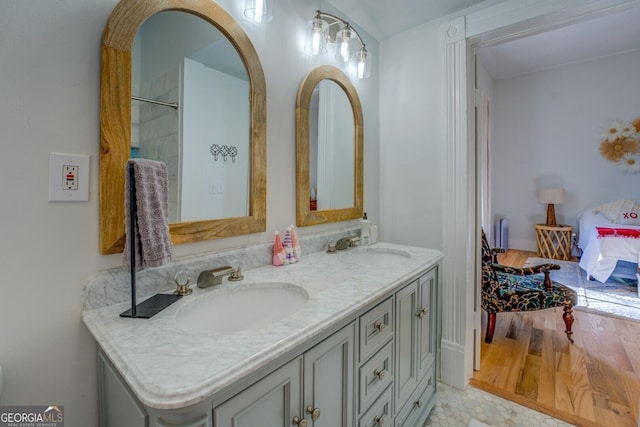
[295,65,363,227]
[100,0,266,255]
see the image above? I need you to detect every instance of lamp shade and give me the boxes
[537,188,566,205]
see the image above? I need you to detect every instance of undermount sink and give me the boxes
[176,282,309,335]
[340,247,411,264]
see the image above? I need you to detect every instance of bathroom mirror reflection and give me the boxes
[296,66,363,227]
[100,0,266,255]
[308,80,355,210]
[132,11,250,223]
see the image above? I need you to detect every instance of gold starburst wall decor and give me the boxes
[600,117,640,174]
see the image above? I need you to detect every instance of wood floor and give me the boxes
[471,249,640,427]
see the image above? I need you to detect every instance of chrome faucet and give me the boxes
[197,266,236,288]
[335,235,360,251]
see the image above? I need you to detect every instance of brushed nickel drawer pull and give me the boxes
[374,321,386,332]
[416,308,427,319]
[374,369,386,380]
[415,399,423,408]
[292,416,307,427]
[306,406,321,422]
[374,415,385,426]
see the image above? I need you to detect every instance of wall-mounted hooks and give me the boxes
[210,144,238,162]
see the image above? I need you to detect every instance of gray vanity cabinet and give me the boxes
[214,321,355,427]
[95,263,440,427]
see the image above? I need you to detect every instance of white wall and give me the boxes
[0,0,378,425]
[490,50,640,250]
[379,21,443,249]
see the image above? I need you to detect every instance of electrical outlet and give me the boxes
[63,165,79,190]
[49,153,90,202]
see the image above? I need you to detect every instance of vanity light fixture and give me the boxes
[305,10,371,79]
[244,0,272,23]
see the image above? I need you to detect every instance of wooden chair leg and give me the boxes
[485,312,496,343]
[562,303,574,343]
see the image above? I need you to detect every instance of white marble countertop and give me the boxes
[82,242,442,410]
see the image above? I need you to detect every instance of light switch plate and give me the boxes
[48,152,90,202]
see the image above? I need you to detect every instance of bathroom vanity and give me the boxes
[83,242,442,427]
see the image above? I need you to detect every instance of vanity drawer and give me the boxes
[358,385,393,427]
[358,341,393,414]
[394,365,436,427]
[359,297,394,362]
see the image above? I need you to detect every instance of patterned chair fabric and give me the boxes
[481,230,576,343]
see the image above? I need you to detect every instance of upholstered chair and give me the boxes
[481,230,577,344]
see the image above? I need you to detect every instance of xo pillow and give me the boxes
[592,199,640,225]
[617,204,640,225]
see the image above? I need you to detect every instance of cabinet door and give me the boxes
[214,356,303,427]
[394,280,419,410]
[304,322,355,427]
[98,352,149,427]
[417,268,436,379]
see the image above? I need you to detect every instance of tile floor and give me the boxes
[424,382,573,427]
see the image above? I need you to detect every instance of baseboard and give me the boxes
[439,339,467,389]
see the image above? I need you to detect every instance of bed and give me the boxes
[577,199,640,285]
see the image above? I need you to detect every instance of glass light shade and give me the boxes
[304,17,328,55]
[335,25,354,62]
[350,47,371,79]
[244,0,273,23]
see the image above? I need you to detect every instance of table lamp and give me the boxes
[537,188,565,226]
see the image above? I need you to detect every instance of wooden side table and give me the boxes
[534,224,573,261]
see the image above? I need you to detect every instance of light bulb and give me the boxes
[254,0,264,23]
[339,39,350,62]
[312,31,322,55]
[357,59,365,79]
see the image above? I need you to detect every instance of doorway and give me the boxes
[463,3,640,425]
[436,0,640,390]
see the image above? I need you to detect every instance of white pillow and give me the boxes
[617,203,640,225]
[592,199,638,222]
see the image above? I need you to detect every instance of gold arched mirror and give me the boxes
[100,0,266,255]
[295,66,363,226]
